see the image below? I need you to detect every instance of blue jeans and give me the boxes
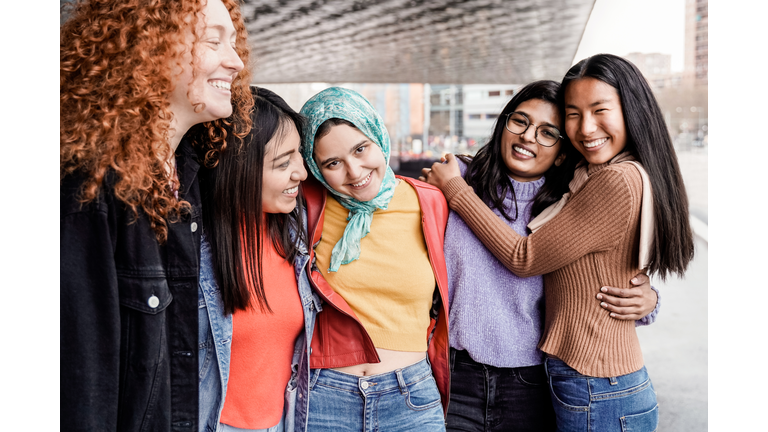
[544,358,658,432]
[446,349,555,431]
[218,417,284,432]
[307,358,446,431]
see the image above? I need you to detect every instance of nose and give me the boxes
[579,113,597,137]
[522,124,537,143]
[346,160,362,180]
[292,160,308,181]
[223,43,245,73]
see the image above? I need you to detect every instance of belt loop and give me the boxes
[309,368,321,390]
[609,376,618,386]
[396,368,408,394]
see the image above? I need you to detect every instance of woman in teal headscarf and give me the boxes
[298,87,451,431]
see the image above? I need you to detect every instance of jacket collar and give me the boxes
[175,138,201,197]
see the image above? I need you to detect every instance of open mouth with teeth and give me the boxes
[282,185,299,195]
[350,172,372,188]
[209,80,232,91]
[583,137,608,149]
[512,144,535,158]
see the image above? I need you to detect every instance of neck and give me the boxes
[168,119,193,153]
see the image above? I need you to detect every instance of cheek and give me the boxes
[536,151,559,171]
[321,170,344,190]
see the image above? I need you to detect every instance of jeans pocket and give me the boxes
[404,376,442,411]
[620,405,658,432]
[517,364,548,387]
[549,375,590,411]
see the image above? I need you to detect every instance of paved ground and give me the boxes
[636,146,708,431]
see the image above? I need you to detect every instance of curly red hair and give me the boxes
[60,0,253,242]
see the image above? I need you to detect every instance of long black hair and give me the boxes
[199,87,307,314]
[561,54,694,279]
[461,80,579,222]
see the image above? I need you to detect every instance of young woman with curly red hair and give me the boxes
[60,0,253,430]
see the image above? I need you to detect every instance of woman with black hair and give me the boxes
[426,55,693,431]
[197,87,318,432]
[422,80,659,432]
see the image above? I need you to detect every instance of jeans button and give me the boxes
[148,295,160,308]
[360,381,369,390]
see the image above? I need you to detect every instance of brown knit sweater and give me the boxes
[441,162,644,377]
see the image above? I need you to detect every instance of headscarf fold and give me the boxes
[527,151,655,270]
[299,87,398,272]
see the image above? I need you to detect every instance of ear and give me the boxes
[554,153,566,167]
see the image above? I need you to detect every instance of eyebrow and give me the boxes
[565,98,613,110]
[271,149,294,164]
[205,24,236,37]
[317,139,370,166]
[516,110,560,129]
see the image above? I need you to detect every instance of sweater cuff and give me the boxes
[635,285,660,327]
[441,176,472,204]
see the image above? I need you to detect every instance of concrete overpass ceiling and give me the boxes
[243,0,596,84]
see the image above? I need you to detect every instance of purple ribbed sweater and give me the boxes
[445,160,546,368]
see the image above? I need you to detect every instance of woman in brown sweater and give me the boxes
[425,54,694,432]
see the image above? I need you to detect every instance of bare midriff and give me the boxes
[332,348,427,376]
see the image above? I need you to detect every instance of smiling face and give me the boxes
[564,77,628,165]
[261,121,308,214]
[500,99,563,182]
[169,0,245,132]
[314,124,387,202]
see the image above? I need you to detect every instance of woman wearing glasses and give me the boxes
[421,80,659,431]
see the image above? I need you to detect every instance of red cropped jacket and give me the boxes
[302,175,451,415]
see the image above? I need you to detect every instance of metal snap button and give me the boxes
[360,381,369,390]
[148,295,160,308]
[190,222,198,232]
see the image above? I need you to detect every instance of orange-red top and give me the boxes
[220,232,303,429]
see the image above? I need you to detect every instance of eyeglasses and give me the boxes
[505,112,563,147]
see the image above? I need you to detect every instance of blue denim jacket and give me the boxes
[198,225,321,432]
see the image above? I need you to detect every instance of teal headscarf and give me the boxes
[300,87,398,272]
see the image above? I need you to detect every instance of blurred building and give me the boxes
[462,85,520,150]
[427,85,464,156]
[684,0,708,86]
[624,52,683,91]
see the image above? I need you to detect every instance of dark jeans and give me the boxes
[447,349,556,432]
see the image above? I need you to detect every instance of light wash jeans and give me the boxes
[218,417,284,432]
[545,358,658,432]
[307,358,445,431]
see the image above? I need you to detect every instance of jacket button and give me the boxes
[148,295,160,308]
[191,222,198,232]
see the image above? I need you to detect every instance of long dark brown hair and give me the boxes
[199,87,307,314]
[561,54,695,279]
[461,80,579,223]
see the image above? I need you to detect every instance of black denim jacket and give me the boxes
[61,141,201,432]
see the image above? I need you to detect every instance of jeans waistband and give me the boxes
[310,358,434,395]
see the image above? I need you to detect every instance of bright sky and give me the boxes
[574,0,686,71]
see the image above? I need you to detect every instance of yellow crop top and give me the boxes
[314,180,435,352]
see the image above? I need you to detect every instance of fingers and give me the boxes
[419,167,431,182]
[596,286,645,320]
[598,285,637,299]
[596,295,643,320]
[630,273,649,286]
